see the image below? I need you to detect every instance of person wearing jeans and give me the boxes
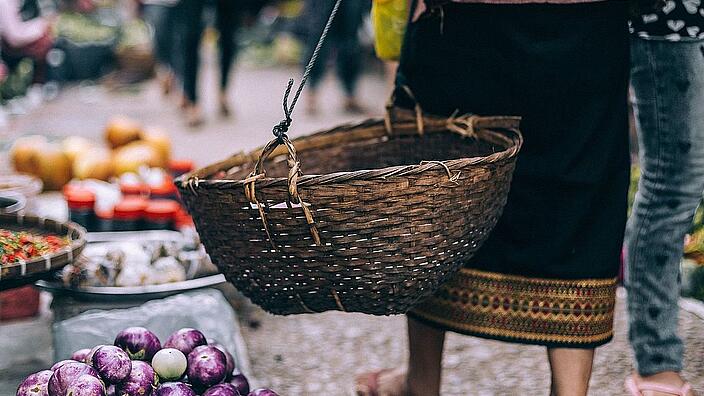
[626,2,704,395]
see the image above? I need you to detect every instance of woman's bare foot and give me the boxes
[636,372,695,396]
[306,92,319,116]
[344,97,365,114]
[219,93,231,117]
[355,368,408,396]
[185,104,204,127]
[179,94,189,110]
[160,72,174,96]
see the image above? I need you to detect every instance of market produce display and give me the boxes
[152,349,187,381]
[60,239,204,288]
[164,328,207,356]
[16,370,53,396]
[114,327,162,361]
[16,327,274,396]
[10,116,175,190]
[0,229,69,265]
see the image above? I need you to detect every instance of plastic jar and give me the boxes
[120,182,149,198]
[150,179,179,202]
[173,208,195,230]
[112,197,147,231]
[66,188,96,231]
[144,200,180,230]
[94,209,115,232]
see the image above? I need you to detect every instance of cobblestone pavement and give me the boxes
[238,291,704,395]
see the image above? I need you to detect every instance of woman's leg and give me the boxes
[216,0,239,115]
[173,0,204,125]
[300,0,334,114]
[626,37,704,395]
[333,0,365,112]
[547,348,594,396]
[406,317,445,396]
[354,317,444,396]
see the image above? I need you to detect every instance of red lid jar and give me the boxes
[144,199,180,230]
[65,188,96,231]
[120,182,149,197]
[112,198,147,231]
[150,178,179,202]
[94,209,114,232]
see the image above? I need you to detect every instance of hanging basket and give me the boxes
[176,108,522,315]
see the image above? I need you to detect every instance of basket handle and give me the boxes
[385,85,522,141]
[242,0,346,249]
[244,135,321,249]
[385,85,425,135]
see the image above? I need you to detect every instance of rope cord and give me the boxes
[272,0,344,140]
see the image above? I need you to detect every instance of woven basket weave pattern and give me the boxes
[179,114,521,315]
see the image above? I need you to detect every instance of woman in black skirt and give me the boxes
[357,0,630,395]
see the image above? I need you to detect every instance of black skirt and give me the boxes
[400,1,631,348]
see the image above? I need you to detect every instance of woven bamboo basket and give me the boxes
[0,214,87,291]
[176,108,522,315]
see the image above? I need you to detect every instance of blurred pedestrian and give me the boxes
[300,0,369,115]
[140,0,179,96]
[625,1,704,395]
[0,0,54,82]
[171,0,244,126]
[355,0,630,394]
[214,0,240,117]
[171,0,204,126]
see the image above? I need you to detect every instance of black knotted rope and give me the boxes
[272,0,343,141]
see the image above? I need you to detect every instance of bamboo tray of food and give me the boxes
[0,213,87,291]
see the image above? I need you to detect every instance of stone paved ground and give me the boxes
[3,57,704,395]
[237,292,704,396]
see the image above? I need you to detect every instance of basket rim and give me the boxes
[177,112,523,191]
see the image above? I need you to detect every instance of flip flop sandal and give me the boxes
[353,368,402,396]
[626,374,693,396]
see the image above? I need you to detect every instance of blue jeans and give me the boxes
[626,37,704,376]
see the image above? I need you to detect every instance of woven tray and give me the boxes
[177,108,522,315]
[0,214,87,291]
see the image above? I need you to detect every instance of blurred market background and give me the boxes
[1,0,704,395]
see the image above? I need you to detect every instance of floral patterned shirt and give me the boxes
[631,0,704,41]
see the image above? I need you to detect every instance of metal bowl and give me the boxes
[36,274,226,301]
[35,230,225,301]
[0,193,26,214]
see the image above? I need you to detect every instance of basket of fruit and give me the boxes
[0,213,87,290]
[177,106,522,315]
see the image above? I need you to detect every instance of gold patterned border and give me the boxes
[411,268,618,346]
